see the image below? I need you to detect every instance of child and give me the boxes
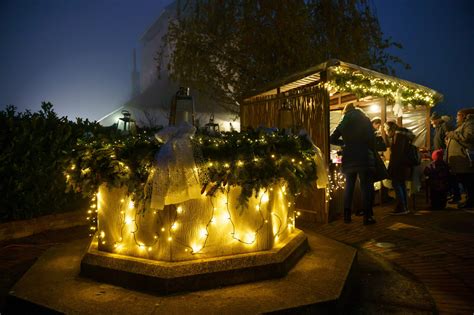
[424,149,451,210]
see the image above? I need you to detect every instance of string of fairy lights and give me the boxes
[94,184,296,256]
[326,66,439,106]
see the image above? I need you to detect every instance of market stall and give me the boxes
[241,59,443,222]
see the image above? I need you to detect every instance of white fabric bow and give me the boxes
[150,122,201,210]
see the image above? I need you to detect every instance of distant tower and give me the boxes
[131,48,140,98]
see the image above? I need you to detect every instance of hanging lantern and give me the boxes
[204,114,220,134]
[169,87,195,126]
[118,109,136,134]
[278,101,296,133]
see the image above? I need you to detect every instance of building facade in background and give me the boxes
[99,2,239,131]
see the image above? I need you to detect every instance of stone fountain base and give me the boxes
[81,229,308,294]
[7,231,358,314]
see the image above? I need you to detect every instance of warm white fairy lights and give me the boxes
[95,183,296,260]
[325,167,345,203]
[327,66,438,106]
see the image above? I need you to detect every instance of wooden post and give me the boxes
[380,97,387,142]
[323,84,330,223]
[397,116,403,127]
[426,105,431,149]
[378,98,387,205]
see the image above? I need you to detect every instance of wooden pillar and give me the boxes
[378,98,387,205]
[380,97,387,143]
[323,86,330,223]
[397,116,403,127]
[426,105,431,149]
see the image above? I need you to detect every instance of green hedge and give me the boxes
[0,103,115,222]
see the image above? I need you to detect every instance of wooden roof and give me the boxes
[243,59,443,104]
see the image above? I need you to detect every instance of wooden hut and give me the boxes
[241,59,443,223]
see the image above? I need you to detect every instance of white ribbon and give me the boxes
[150,122,201,210]
[299,129,328,189]
[313,145,329,189]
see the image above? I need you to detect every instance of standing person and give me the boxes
[424,149,450,210]
[445,108,474,209]
[371,117,387,152]
[330,103,376,225]
[355,117,387,216]
[384,121,415,215]
[430,112,452,151]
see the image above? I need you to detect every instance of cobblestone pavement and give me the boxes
[308,195,474,315]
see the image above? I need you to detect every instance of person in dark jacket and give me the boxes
[424,149,450,210]
[355,117,387,216]
[384,121,415,215]
[430,111,452,151]
[330,103,376,225]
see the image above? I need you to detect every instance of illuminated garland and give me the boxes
[65,132,157,202]
[196,130,317,205]
[65,129,318,236]
[327,66,439,106]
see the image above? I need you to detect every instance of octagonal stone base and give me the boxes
[8,230,358,314]
[81,229,308,294]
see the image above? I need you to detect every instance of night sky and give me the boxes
[1,0,473,121]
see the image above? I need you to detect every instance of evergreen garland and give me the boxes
[65,129,318,211]
[65,132,158,202]
[197,129,317,206]
[328,66,439,106]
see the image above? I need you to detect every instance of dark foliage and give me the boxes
[158,0,410,112]
[0,103,115,222]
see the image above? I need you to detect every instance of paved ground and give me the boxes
[0,193,473,314]
[0,225,90,313]
[307,195,474,314]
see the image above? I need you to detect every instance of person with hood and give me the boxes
[384,121,416,215]
[430,112,452,151]
[445,108,474,209]
[330,103,376,225]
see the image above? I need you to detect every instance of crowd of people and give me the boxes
[330,103,474,225]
